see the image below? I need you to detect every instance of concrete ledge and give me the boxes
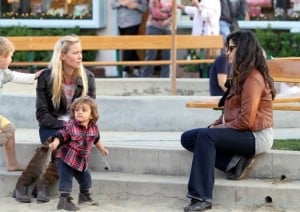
[2,78,284,96]
[1,142,300,180]
[1,170,300,210]
[2,95,300,130]
[2,78,210,96]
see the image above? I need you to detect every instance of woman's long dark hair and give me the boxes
[225,30,276,99]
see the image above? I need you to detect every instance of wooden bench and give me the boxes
[7,35,223,94]
[186,59,300,111]
[7,35,223,67]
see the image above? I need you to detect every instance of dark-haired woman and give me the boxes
[181,30,276,212]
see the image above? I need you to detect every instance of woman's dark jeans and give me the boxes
[39,126,60,144]
[181,127,255,201]
[57,158,92,193]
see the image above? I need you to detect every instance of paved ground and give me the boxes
[0,195,289,212]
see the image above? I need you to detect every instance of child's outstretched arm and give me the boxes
[95,140,109,156]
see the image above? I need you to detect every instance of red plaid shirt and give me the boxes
[55,120,100,171]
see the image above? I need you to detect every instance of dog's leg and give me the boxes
[14,143,52,203]
[35,151,59,203]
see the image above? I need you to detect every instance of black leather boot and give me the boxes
[36,183,49,202]
[14,185,31,203]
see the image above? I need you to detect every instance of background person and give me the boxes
[219,0,249,44]
[14,34,96,203]
[177,0,221,36]
[181,30,276,212]
[140,0,173,78]
[209,50,231,96]
[111,0,148,77]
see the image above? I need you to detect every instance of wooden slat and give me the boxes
[186,100,300,111]
[10,60,173,67]
[7,35,223,51]
[176,35,223,49]
[7,35,174,51]
[80,35,172,50]
[7,36,60,51]
[273,57,300,61]
[267,60,300,79]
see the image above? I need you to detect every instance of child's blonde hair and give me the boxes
[70,96,99,124]
[0,37,15,57]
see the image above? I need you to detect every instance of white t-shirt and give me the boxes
[183,0,220,35]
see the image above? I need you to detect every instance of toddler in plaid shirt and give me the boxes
[49,96,108,211]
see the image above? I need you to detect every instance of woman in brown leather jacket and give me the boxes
[181,30,276,212]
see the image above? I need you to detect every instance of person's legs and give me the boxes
[39,126,59,144]
[1,123,25,171]
[160,48,170,77]
[56,158,79,211]
[119,25,141,77]
[141,25,162,77]
[160,29,171,78]
[34,126,60,202]
[74,168,98,205]
[219,20,231,45]
[181,127,255,211]
[4,126,25,171]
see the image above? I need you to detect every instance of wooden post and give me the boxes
[171,0,177,95]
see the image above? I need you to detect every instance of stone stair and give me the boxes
[1,130,300,210]
[1,79,300,211]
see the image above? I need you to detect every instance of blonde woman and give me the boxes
[14,34,96,203]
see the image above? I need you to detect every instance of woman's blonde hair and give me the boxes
[49,35,88,109]
[70,96,99,124]
[0,37,14,57]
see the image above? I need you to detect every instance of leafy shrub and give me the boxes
[255,29,300,57]
[0,26,97,63]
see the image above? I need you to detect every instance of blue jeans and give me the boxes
[57,158,92,193]
[141,25,171,78]
[39,126,60,144]
[219,20,231,45]
[181,127,255,201]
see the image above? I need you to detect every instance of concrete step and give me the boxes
[2,78,284,97]
[1,129,300,179]
[2,78,210,96]
[1,129,300,210]
[1,169,299,210]
[1,141,300,180]
[2,95,300,130]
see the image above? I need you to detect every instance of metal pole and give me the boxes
[171,0,177,95]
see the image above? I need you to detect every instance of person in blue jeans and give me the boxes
[181,30,276,212]
[49,96,109,211]
[141,0,172,78]
[219,0,249,45]
[13,34,96,203]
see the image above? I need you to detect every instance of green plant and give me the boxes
[272,139,300,151]
[255,29,300,58]
[0,26,98,64]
